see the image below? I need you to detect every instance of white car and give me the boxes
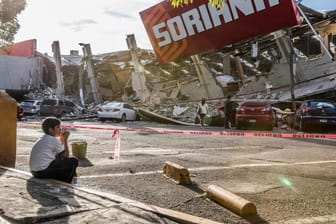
[97,102,138,122]
[20,100,42,115]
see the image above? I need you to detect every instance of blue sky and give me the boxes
[301,0,335,11]
[14,0,335,56]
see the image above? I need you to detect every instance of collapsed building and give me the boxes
[60,4,336,107]
[227,4,336,104]
[0,4,335,123]
[0,39,56,100]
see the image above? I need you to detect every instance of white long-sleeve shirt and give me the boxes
[197,103,209,115]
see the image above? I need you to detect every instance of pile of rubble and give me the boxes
[136,99,226,125]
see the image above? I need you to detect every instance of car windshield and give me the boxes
[42,100,57,106]
[310,101,336,109]
[21,100,35,105]
[106,102,121,108]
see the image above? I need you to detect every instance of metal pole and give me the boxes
[284,28,298,112]
[289,50,297,112]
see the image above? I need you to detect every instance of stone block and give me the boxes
[163,161,191,184]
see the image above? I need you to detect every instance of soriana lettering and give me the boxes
[140,0,301,63]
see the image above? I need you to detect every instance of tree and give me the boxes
[168,0,226,8]
[0,0,26,51]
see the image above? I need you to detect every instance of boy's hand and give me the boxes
[60,127,70,146]
[61,127,70,139]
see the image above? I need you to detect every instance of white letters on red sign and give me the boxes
[153,0,280,47]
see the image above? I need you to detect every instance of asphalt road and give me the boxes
[16,120,336,224]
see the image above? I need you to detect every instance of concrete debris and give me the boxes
[172,106,189,117]
[163,161,191,185]
[136,100,225,125]
[4,4,335,125]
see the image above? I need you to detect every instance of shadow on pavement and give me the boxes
[290,137,336,147]
[77,158,94,167]
[245,215,270,224]
[185,182,205,194]
[26,178,79,223]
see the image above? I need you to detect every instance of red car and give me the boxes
[236,101,275,130]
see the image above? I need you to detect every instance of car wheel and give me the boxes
[236,123,243,130]
[299,120,307,132]
[120,114,126,122]
[99,118,106,122]
[57,112,64,118]
[293,117,299,130]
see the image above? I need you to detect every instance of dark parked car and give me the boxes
[236,101,275,130]
[294,99,336,132]
[40,99,82,117]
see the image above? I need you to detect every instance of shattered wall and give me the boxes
[0,55,42,90]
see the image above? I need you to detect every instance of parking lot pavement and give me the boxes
[14,121,336,223]
[0,166,222,224]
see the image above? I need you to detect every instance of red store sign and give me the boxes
[140,0,302,63]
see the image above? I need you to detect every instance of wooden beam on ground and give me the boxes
[129,201,223,224]
[207,184,257,217]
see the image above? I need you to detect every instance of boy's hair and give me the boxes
[42,117,61,134]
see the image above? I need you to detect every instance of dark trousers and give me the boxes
[32,157,78,183]
[199,113,206,126]
[224,114,231,129]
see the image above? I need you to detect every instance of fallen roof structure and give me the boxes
[215,4,336,103]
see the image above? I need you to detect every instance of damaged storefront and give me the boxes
[3,3,336,126]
